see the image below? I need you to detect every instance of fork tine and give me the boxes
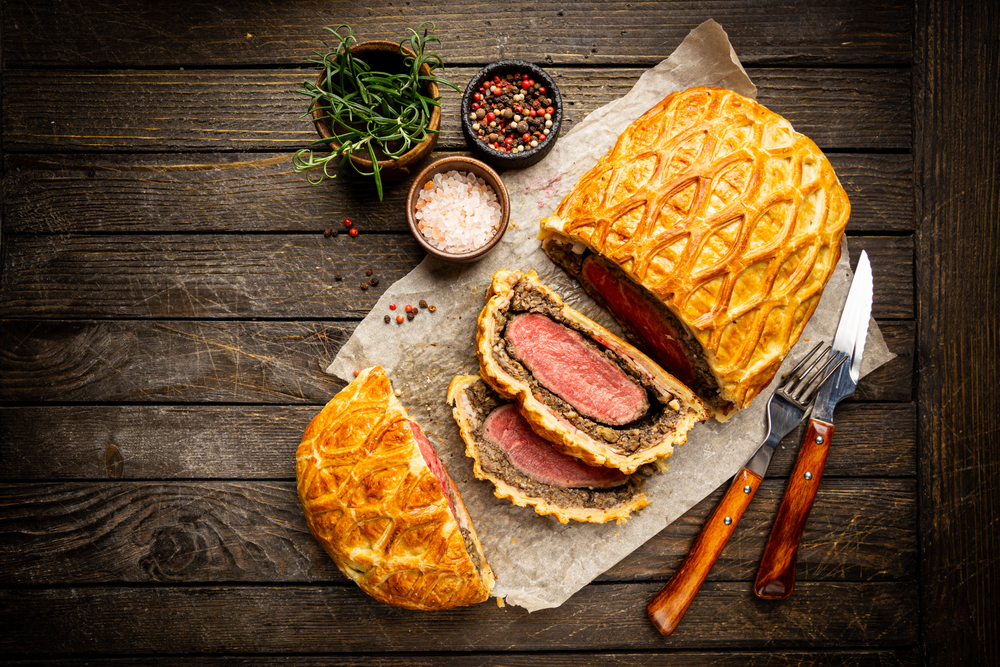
[791,351,848,403]
[780,343,826,397]
[792,347,835,393]
[784,342,826,385]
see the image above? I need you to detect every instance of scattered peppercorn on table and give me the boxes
[0,2,996,666]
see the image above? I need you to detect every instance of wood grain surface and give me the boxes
[0,235,913,319]
[0,319,915,403]
[2,152,914,234]
[0,581,918,657]
[2,1,912,67]
[0,402,916,480]
[0,653,925,667]
[0,478,916,585]
[914,0,1000,665]
[1,68,911,152]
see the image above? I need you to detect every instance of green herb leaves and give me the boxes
[293,23,458,201]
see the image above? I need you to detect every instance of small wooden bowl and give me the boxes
[461,60,562,169]
[406,157,510,263]
[311,40,440,180]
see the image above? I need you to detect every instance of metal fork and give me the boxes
[647,343,846,637]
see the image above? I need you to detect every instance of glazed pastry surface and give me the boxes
[540,86,850,411]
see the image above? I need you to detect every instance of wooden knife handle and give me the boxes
[754,419,834,600]
[647,467,763,637]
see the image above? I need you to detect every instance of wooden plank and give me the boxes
[0,321,353,403]
[848,235,914,319]
[1,68,911,153]
[0,651,924,667]
[0,234,424,319]
[0,235,913,319]
[2,152,914,235]
[0,318,914,404]
[0,652,923,667]
[0,479,915,586]
[0,403,914,480]
[914,0,1000,665]
[0,318,915,404]
[0,581,918,656]
[1,1,912,67]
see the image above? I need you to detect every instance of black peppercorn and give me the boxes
[369,278,379,287]
[406,311,415,321]
[334,273,342,281]
[365,269,373,276]
[323,229,332,237]
[384,314,390,324]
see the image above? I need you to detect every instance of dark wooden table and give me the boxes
[1,1,996,665]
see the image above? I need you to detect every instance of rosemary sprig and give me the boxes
[293,22,459,201]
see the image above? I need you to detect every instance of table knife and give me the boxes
[754,250,874,599]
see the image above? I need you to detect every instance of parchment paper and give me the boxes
[328,20,895,611]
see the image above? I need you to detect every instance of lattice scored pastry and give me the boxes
[540,86,850,418]
[476,269,709,475]
[296,366,494,610]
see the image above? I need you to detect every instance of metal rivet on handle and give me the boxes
[804,471,814,480]
[724,516,732,525]
[815,436,825,444]
[743,485,752,494]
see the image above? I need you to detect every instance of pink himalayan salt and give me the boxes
[414,170,502,253]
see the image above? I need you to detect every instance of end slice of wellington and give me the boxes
[448,374,649,524]
[296,366,494,610]
[476,269,709,474]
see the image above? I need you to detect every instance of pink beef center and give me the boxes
[409,421,458,516]
[482,404,627,489]
[505,312,647,425]
[582,256,696,387]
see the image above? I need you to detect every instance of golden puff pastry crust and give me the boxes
[539,86,850,412]
[476,269,709,474]
[296,366,494,610]
[448,374,650,525]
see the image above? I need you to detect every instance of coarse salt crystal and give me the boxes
[414,170,503,254]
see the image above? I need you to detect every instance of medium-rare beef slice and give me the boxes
[476,269,709,474]
[504,312,649,425]
[543,238,731,416]
[448,375,648,524]
[482,403,629,489]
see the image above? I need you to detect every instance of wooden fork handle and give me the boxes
[647,468,763,637]
[754,419,834,599]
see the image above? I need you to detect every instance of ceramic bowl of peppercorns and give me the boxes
[461,60,562,169]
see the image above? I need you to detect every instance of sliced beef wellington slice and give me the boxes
[476,269,709,474]
[448,374,649,524]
